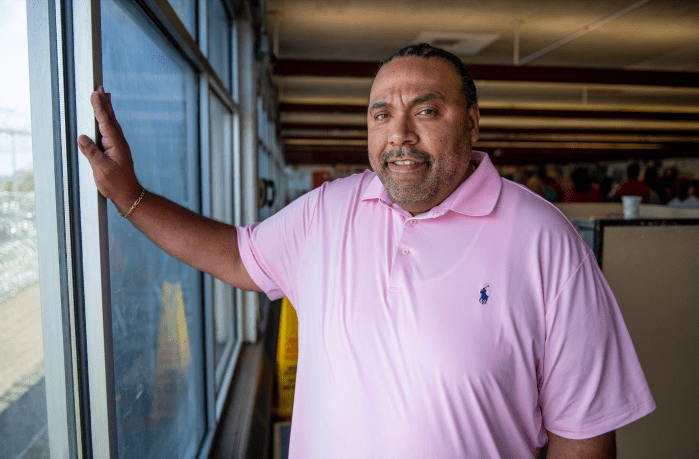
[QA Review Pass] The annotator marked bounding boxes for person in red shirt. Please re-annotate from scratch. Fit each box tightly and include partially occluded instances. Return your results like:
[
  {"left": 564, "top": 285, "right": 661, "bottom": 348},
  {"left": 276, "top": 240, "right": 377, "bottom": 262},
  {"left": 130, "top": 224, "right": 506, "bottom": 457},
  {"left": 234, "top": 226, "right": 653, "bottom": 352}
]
[
  {"left": 614, "top": 163, "right": 651, "bottom": 203},
  {"left": 563, "top": 167, "right": 603, "bottom": 203}
]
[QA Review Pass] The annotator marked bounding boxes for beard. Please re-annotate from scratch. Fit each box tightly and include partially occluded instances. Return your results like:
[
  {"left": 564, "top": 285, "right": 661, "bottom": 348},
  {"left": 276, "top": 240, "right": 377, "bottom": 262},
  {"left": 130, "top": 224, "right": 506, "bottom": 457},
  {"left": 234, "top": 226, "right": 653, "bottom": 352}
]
[
  {"left": 375, "top": 147, "right": 440, "bottom": 205},
  {"left": 373, "top": 139, "right": 470, "bottom": 208}
]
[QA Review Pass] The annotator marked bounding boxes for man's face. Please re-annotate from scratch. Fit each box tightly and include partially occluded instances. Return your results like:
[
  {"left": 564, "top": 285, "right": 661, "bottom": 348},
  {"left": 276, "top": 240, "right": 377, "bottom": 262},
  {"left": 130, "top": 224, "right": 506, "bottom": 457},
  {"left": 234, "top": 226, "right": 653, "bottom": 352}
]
[{"left": 367, "top": 56, "right": 480, "bottom": 215}]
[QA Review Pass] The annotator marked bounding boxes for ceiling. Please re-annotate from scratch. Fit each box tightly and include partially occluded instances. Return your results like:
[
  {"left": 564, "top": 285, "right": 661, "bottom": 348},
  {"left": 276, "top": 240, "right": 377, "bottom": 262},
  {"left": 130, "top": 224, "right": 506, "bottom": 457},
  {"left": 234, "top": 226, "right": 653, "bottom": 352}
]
[{"left": 264, "top": 0, "right": 699, "bottom": 166}]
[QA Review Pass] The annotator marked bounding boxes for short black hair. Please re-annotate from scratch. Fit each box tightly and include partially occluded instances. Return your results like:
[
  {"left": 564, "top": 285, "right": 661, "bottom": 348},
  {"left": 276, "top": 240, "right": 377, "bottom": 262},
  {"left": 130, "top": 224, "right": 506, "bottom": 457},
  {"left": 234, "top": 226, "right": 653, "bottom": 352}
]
[
  {"left": 379, "top": 43, "right": 478, "bottom": 108},
  {"left": 572, "top": 167, "right": 592, "bottom": 194},
  {"left": 627, "top": 163, "right": 640, "bottom": 180}
]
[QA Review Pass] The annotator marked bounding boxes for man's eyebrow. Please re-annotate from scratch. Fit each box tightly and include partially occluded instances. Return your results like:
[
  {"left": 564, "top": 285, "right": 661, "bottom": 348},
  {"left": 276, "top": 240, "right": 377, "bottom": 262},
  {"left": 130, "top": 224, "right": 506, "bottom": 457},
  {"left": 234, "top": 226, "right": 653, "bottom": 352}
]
[
  {"left": 369, "top": 101, "right": 389, "bottom": 112},
  {"left": 410, "top": 93, "right": 440, "bottom": 104}
]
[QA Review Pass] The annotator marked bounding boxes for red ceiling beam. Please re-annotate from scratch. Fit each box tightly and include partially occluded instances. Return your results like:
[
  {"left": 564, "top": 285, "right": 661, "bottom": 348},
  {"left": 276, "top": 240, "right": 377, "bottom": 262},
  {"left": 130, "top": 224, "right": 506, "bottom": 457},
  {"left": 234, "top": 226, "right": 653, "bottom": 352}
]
[
  {"left": 283, "top": 144, "right": 699, "bottom": 166},
  {"left": 280, "top": 122, "right": 699, "bottom": 138},
  {"left": 279, "top": 103, "right": 699, "bottom": 121},
  {"left": 274, "top": 59, "right": 699, "bottom": 88}
]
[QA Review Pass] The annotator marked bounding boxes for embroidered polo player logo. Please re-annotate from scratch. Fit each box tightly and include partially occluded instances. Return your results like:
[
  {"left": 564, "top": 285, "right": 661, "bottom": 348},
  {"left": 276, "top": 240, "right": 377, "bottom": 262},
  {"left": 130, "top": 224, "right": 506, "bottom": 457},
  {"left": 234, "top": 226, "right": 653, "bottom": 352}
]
[{"left": 479, "top": 285, "right": 489, "bottom": 304}]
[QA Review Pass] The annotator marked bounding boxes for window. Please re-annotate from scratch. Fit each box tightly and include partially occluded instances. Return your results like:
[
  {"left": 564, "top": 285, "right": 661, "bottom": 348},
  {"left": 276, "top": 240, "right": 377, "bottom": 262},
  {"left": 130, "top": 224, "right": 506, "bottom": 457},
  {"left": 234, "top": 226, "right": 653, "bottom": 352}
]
[
  {"left": 101, "top": 0, "right": 206, "bottom": 456},
  {"left": 0, "top": 1, "right": 55, "bottom": 457},
  {"left": 208, "top": 0, "right": 231, "bottom": 91},
  {"left": 167, "top": 0, "right": 196, "bottom": 38},
  {"left": 24, "top": 0, "right": 257, "bottom": 456},
  {"left": 208, "top": 91, "right": 237, "bottom": 395}
]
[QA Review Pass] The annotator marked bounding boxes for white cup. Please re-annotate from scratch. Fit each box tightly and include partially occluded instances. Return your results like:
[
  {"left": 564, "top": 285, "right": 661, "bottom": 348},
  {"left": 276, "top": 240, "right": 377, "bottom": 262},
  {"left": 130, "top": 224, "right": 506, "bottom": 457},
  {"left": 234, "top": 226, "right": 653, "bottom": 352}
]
[{"left": 622, "top": 196, "right": 642, "bottom": 219}]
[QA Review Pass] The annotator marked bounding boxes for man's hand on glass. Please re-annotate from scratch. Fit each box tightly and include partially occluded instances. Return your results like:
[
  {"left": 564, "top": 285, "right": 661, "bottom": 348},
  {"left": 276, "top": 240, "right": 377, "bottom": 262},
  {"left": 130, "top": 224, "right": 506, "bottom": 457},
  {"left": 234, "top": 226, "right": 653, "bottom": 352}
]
[{"left": 77, "top": 86, "right": 142, "bottom": 215}]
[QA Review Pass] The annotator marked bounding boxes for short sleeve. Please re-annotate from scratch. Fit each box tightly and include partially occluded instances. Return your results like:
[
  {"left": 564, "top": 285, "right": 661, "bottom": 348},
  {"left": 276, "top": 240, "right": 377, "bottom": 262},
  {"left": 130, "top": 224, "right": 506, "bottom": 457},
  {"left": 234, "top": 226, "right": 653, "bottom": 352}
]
[
  {"left": 539, "top": 253, "right": 656, "bottom": 439},
  {"left": 236, "top": 188, "right": 320, "bottom": 302}
]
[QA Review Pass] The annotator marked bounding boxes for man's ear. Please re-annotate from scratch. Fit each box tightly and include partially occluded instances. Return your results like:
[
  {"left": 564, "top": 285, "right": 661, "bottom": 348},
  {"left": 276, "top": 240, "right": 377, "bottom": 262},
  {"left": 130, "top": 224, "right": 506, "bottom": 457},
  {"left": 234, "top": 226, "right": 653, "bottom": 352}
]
[{"left": 468, "top": 103, "right": 480, "bottom": 144}]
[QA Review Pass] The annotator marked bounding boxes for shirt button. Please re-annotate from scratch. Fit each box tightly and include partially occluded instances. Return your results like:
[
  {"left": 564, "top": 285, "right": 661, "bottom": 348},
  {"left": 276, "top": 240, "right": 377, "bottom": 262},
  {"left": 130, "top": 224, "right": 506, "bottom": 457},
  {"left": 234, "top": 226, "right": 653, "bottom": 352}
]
[
  {"left": 410, "top": 220, "right": 417, "bottom": 226},
  {"left": 402, "top": 249, "right": 409, "bottom": 255}
]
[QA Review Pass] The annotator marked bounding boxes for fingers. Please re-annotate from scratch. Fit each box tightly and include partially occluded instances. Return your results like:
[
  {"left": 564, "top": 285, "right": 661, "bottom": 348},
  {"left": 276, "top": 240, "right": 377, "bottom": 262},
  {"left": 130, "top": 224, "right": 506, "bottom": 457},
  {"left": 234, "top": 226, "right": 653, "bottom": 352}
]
[
  {"left": 90, "top": 86, "right": 131, "bottom": 160},
  {"left": 78, "top": 135, "right": 111, "bottom": 169},
  {"left": 91, "top": 86, "right": 124, "bottom": 142}
]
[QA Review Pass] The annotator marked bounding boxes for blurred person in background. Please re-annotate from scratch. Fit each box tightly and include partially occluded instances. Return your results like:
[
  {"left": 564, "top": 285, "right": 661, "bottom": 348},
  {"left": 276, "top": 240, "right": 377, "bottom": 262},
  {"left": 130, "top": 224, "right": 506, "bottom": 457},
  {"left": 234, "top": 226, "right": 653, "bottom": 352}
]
[
  {"left": 524, "top": 166, "right": 557, "bottom": 202},
  {"left": 613, "top": 163, "right": 651, "bottom": 203},
  {"left": 599, "top": 176, "right": 614, "bottom": 202},
  {"left": 563, "top": 167, "right": 603, "bottom": 203},
  {"left": 667, "top": 174, "right": 699, "bottom": 208},
  {"left": 642, "top": 166, "right": 662, "bottom": 204},
  {"left": 657, "top": 166, "right": 679, "bottom": 204}
]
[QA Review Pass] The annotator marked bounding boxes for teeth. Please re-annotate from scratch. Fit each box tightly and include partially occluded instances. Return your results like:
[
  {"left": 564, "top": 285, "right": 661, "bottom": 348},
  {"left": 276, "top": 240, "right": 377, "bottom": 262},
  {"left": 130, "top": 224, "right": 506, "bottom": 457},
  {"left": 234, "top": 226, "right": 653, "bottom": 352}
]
[{"left": 394, "top": 160, "right": 416, "bottom": 165}]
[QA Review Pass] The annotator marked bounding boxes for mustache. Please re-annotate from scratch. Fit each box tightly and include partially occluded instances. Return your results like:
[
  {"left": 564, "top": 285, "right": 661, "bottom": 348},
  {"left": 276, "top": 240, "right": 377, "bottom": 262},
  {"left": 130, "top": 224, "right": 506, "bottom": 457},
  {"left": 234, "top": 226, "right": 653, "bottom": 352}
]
[{"left": 381, "top": 147, "right": 432, "bottom": 166}]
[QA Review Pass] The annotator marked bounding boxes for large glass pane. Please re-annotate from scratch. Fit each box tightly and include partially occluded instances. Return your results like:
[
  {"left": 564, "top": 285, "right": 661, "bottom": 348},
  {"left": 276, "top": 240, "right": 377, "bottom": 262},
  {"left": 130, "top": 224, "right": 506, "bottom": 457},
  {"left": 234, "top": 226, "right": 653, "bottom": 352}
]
[
  {"left": 167, "top": 0, "right": 196, "bottom": 39},
  {"left": 209, "top": 92, "right": 235, "bottom": 392},
  {"left": 101, "top": 0, "right": 205, "bottom": 457},
  {"left": 0, "top": 1, "right": 49, "bottom": 457},
  {"left": 208, "top": 0, "right": 231, "bottom": 91}
]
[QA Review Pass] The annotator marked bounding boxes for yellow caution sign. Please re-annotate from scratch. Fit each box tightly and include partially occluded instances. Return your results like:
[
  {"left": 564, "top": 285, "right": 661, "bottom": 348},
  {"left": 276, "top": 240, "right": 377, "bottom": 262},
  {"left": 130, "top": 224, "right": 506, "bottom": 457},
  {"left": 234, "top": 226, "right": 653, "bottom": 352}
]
[
  {"left": 276, "top": 297, "right": 298, "bottom": 418},
  {"left": 151, "top": 281, "right": 190, "bottom": 420}
]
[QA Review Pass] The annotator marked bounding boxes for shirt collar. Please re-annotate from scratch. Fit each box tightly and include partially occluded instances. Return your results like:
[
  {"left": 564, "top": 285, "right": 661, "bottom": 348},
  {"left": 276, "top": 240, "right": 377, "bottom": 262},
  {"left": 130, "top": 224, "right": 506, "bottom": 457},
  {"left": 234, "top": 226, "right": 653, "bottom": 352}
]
[{"left": 361, "top": 151, "right": 502, "bottom": 218}]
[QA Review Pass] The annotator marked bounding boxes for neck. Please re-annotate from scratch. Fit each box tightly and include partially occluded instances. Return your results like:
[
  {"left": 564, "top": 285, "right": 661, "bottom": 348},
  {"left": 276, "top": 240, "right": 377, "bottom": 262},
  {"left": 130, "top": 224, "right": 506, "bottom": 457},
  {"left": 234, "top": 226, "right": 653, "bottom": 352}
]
[{"left": 406, "top": 161, "right": 477, "bottom": 217}]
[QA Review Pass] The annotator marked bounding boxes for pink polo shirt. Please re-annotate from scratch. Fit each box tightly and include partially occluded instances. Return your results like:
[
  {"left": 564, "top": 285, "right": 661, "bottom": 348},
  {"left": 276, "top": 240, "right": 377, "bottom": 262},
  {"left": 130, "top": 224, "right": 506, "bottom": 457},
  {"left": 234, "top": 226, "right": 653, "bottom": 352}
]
[{"left": 238, "top": 152, "right": 655, "bottom": 458}]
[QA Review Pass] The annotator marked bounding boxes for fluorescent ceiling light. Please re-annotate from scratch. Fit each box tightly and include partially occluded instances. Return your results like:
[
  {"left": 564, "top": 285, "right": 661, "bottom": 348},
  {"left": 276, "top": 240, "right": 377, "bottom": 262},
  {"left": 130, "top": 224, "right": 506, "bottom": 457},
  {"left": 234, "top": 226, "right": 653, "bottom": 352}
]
[{"left": 414, "top": 32, "right": 500, "bottom": 56}]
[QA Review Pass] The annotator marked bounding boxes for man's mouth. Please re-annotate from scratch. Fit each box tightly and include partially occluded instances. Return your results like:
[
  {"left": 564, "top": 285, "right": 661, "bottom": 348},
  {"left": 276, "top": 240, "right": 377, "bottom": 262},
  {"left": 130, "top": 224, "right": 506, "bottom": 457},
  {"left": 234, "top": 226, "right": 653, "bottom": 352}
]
[
  {"left": 382, "top": 148, "right": 432, "bottom": 170},
  {"left": 392, "top": 159, "right": 421, "bottom": 166}
]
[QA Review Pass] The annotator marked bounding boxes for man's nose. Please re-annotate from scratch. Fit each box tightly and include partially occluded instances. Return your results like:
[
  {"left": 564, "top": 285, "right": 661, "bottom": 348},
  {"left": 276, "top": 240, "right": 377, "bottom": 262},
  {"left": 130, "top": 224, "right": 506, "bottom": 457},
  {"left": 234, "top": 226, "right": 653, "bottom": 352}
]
[{"left": 389, "top": 116, "right": 418, "bottom": 146}]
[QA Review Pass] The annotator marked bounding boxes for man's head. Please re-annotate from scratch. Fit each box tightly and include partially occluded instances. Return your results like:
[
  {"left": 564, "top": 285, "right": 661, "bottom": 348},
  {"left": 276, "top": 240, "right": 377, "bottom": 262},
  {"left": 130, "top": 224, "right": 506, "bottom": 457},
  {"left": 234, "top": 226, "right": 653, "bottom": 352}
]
[
  {"left": 367, "top": 44, "right": 480, "bottom": 215},
  {"left": 380, "top": 43, "right": 479, "bottom": 109},
  {"left": 572, "top": 167, "right": 592, "bottom": 194},
  {"left": 627, "top": 163, "right": 640, "bottom": 180}
]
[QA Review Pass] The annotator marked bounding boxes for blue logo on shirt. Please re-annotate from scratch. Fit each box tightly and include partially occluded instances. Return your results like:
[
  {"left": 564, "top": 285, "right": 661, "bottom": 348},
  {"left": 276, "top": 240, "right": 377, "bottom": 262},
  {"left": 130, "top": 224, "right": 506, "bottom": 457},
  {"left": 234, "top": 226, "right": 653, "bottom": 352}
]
[{"left": 479, "top": 285, "right": 489, "bottom": 304}]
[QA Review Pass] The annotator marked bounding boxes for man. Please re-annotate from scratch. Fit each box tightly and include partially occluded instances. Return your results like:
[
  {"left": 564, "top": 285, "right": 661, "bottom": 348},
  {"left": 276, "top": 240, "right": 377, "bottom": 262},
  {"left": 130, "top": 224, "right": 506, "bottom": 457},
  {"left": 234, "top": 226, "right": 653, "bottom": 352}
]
[
  {"left": 667, "top": 174, "right": 699, "bottom": 208},
  {"left": 78, "top": 44, "right": 655, "bottom": 458},
  {"left": 613, "top": 163, "right": 651, "bottom": 203},
  {"left": 562, "top": 167, "right": 603, "bottom": 202}
]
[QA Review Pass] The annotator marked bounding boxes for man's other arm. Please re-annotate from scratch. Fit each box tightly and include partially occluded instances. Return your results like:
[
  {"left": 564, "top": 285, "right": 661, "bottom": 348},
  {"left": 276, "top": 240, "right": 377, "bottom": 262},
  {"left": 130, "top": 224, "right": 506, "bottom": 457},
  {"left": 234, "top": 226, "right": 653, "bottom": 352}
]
[
  {"left": 545, "top": 430, "right": 616, "bottom": 459},
  {"left": 78, "top": 87, "right": 261, "bottom": 292}
]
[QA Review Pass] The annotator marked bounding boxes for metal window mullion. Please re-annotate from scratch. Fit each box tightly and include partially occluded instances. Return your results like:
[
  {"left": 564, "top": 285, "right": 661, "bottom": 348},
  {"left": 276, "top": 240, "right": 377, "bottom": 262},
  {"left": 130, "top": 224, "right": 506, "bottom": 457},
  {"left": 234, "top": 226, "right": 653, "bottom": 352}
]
[
  {"left": 199, "top": 77, "right": 218, "bottom": 444},
  {"left": 231, "top": 20, "right": 239, "bottom": 104},
  {"left": 59, "top": 0, "right": 95, "bottom": 455},
  {"left": 198, "top": 0, "right": 218, "bottom": 442},
  {"left": 195, "top": 73, "right": 217, "bottom": 459},
  {"left": 26, "top": 0, "right": 77, "bottom": 457},
  {"left": 73, "top": 0, "right": 119, "bottom": 457},
  {"left": 239, "top": 20, "right": 258, "bottom": 342},
  {"left": 231, "top": 110, "right": 245, "bottom": 347},
  {"left": 214, "top": 102, "right": 236, "bottom": 417}
]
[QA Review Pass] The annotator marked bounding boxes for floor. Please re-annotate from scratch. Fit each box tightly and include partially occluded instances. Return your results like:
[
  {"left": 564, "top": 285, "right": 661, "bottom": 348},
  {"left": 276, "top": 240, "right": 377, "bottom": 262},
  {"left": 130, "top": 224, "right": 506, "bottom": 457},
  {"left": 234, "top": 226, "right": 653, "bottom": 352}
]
[{"left": 0, "top": 282, "right": 49, "bottom": 458}]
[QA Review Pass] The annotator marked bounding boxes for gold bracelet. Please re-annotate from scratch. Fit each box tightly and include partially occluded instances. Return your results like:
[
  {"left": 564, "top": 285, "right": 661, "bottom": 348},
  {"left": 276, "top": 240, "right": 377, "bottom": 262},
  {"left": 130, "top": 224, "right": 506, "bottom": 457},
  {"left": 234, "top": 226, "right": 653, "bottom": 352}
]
[{"left": 119, "top": 187, "right": 146, "bottom": 218}]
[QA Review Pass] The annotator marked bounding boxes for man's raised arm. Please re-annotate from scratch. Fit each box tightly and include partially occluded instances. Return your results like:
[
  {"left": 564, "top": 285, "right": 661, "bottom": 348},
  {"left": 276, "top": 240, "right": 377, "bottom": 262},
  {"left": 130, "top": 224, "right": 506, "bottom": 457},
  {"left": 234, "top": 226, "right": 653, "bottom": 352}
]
[{"left": 77, "top": 86, "right": 261, "bottom": 292}]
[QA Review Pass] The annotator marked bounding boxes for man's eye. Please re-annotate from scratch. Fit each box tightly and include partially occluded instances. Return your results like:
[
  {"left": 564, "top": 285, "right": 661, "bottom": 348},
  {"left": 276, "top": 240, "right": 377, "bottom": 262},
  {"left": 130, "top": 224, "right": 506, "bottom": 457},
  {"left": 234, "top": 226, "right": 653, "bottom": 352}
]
[
  {"left": 375, "top": 113, "right": 388, "bottom": 120},
  {"left": 418, "top": 108, "right": 436, "bottom": 115}
]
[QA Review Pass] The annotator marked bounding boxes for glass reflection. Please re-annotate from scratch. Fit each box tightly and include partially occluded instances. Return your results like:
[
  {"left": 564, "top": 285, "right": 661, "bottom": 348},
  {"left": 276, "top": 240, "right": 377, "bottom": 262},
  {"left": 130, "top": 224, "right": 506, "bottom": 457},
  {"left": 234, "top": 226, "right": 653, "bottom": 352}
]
[{"left": 102, "top": 0, "right": 205, "bottom": 456}]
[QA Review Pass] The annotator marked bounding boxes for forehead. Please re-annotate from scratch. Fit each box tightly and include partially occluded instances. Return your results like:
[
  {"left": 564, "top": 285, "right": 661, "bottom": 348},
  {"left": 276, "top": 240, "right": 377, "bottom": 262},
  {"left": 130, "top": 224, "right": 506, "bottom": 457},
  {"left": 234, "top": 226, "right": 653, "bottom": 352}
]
[{"left": 370, "top": 56, "right": 463, "bottom": 102}]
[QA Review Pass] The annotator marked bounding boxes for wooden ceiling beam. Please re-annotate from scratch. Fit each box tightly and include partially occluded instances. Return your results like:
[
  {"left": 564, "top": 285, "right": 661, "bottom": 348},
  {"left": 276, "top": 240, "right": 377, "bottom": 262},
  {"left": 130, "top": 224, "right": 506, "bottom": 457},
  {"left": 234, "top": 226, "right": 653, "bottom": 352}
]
[{"left": 274, "top": 59, "right": 699, "bottom": 88}]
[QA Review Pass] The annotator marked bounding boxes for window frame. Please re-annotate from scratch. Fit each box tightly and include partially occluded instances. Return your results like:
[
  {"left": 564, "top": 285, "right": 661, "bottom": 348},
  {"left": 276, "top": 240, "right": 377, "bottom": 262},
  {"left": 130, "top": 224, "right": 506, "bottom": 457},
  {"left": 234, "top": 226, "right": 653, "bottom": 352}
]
[
  {"left": 27, "top": 0, "right": 255, "bottom": 456},
  {"left": 26, "top": 0, "right": 83, "bottom": 456}
]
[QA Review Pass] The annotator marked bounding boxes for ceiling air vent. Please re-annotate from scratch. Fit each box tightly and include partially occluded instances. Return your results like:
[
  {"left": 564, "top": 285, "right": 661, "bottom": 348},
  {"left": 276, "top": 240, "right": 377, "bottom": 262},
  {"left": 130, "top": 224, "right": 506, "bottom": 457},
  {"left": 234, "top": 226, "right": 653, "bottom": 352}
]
[{"left": 414, "top": 32, "right": 500, "bottom": 56}]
